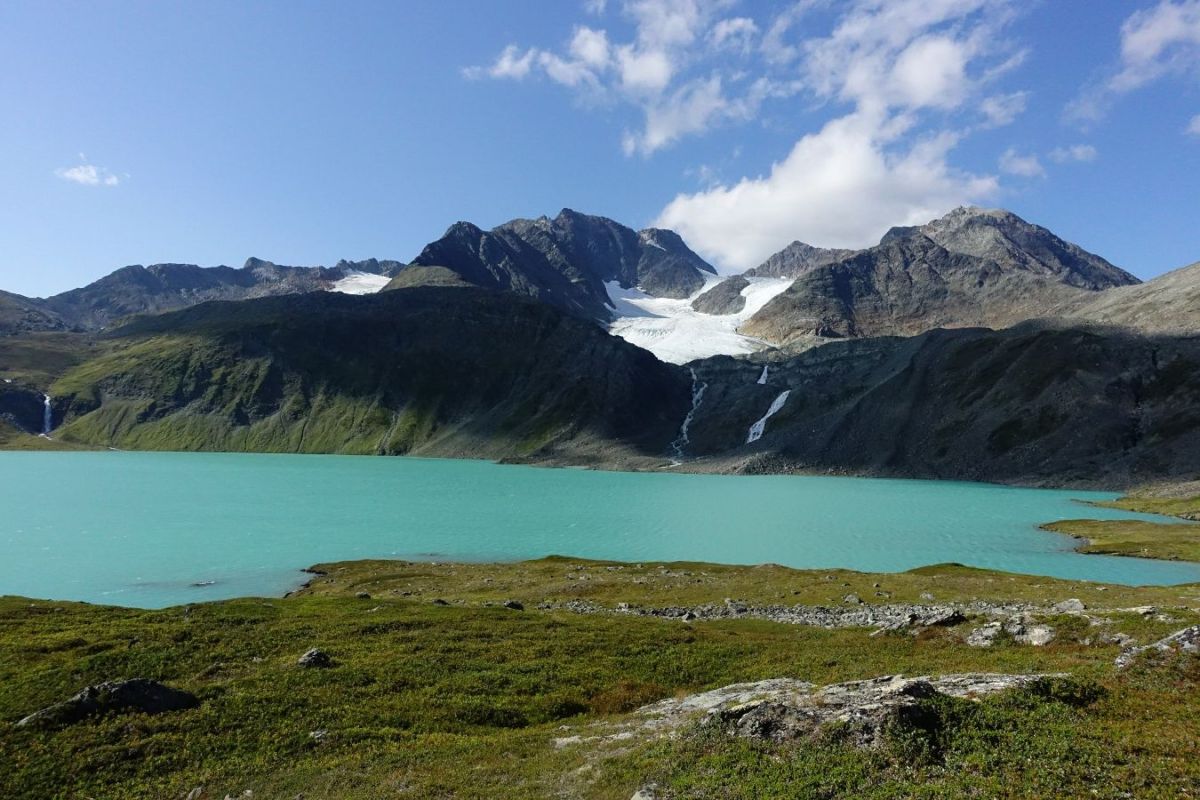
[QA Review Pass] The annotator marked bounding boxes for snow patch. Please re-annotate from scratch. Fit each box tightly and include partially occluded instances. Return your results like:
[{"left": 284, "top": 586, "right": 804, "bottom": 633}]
[
  {"left": 605, "top": 276, "right": 793, "bottom": 364},
  {"left": 330, "top": 271, "right": 390, "bottom": 295},
  {"left": 757, "top": 365, "right": 769, "bottom": 384},
  {"left": 747, "top": 390, "right": 790, "bottom": 444}
]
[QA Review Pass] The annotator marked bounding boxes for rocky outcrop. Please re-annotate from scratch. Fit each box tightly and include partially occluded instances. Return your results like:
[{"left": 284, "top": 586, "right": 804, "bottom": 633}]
[
  {"left": 744, "top": 241, "right": 857, "bottom": 279},
  {"left": 536, "top": 597, "right": 1052, "bottom": 630},
  {"left": 965, "top": 618, "right": 1055, "bottom": 647},
  {"left": 691, "top": 276, "right": 749, "bottom": 314},
  {"left": 704, "top": 674, "right": 1060, "bottom": 748},
  {"left": 16, "top": 679, "right": 198, "bottom": 729},
  {"left": 1116, "top": 624, "right": 1200, "bottom": 668},
  {"left": 561, "top": 673, "right": 1064, "bottom": 749},
  {"left": 410, "top": 209, "right": 715, "bottom": 319}
]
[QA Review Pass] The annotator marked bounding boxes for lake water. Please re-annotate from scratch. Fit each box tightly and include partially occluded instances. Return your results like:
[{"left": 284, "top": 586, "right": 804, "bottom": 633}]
[{"left": 2, "top": 451, "right": 1198, "bottom": 607}]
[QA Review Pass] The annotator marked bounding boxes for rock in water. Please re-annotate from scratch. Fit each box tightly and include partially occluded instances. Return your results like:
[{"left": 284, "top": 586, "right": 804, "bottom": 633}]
[
  {"left": 16, "top": 679, "right": 198, "bottom": 729},
  {"left": 297, "top": 648, "right": 334, "bottom": 669}
]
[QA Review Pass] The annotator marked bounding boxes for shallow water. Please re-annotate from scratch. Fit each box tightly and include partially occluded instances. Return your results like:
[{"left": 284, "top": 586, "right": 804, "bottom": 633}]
[{"left": 1, "top": 451, "right": 1197, "bottom": 607}]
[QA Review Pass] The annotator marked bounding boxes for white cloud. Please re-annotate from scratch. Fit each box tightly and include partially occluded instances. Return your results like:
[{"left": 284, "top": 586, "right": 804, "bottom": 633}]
[
  {"left": 710, "top": 17, "right": 758, "bottom": 52},
  {"left": 55, "top": 159, "right": 122, "bottom": 187},
  {"left": 584, "top": 0, "right": 608, "bottom": 14},
  {"left": 1069, "top": 1, "right": 1200, "bottom": 121},
  {"left": 1048, "top": 144, "right": 1098, "bottom": 163},
  {"left": 570, "top": 26, "right": 611, "bottom": 68},
  {"left": 463, "top": 44, "right": 536, "bottom": 80},
  {"left": 998, "top": 147, "right": 1044, "bottom": 177},
  {"left": 979, "top": 90, "right": 1028, "bottom": 127},
  {"left": 616, "top": 45, "right": 674, "bottom": 93},
  {"left": 1189, "top": 113, "right": 1200, "bottom": 134},
  {"left": 656, "top": 109, "right": 998, "bottom": 270},
  {"left": 1111, "top": 0, "right": 1200, "bottom": 92},
  {"left": 652, "top": 0, "right": 1018, "bottom": 270},
  {"left": 463, "top": 0, "right": 765, "bottom": 154}
]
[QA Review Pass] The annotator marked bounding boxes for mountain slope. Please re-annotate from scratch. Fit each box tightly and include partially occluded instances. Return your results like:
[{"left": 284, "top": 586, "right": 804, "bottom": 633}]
[
  {"left": 686, "top": 323, "right": 1200, "bottom": 488},
  {"left": 47, "top": 286, "right": 691, "bottom": 465},
  {"left": 38, "top": 258, "right": 406, "bottom": 330},
  {"left": 1057, "top": 259, "right": 1200, "bottom": 334},
  {"left": 0, "top": 291, "right": 66, "bottom": 335},
  {"left": 742, "top": 207, "right": 1137, "bottom": 344},
  {"left": 407, "top": 209, "right": 715, "bottom": 319},
  {"left": 743, "top": 241, "right": 857, "bottom": 279}
]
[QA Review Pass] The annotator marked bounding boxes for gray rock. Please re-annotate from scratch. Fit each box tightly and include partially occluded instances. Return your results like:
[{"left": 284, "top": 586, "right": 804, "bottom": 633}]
[
  {"left": 691, "top": 276, "right": 749, "bottom": 315},
  {"left": 16, "top": 679, "right": 199, "bottom": 729},
  {"left": 502, "top": 600, "right": 525, "bottom": 611},
  {"left": 1116, "top": 624, "right": 1200, "bottom": 669},
  {"left": 842, "top": 593, "right": 863, "bottom": 605},
  {"left": 646, "top": 673, "right": 1060, "bottom": 749},
  {"left": 966, "top": 622, "right": 1003, "bottom": 647},
  {"left": 297, "top": 648, "right": 333, "bottom": 669},
  {"left": 1052, "top": 598, "right": 1086, "bottom": 614},
  {"left": 355, "top": 591, "right": 371, "bottom": 599}
]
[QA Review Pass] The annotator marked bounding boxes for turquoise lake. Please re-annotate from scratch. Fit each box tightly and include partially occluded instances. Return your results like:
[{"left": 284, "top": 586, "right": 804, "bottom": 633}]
[{"left": 2, "top": 451, "right": 1198, "bottom": 607}]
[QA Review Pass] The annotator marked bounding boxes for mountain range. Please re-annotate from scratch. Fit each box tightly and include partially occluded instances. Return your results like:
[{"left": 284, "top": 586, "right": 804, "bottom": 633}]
[{"left": 1, "top": 205, "right": 1197, "bottom": 488}]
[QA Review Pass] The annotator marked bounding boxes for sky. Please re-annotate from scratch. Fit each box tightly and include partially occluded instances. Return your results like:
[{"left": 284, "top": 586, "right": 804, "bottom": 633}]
[{"left": 1, "top": 0, "right": 1199, "bottom": 298}]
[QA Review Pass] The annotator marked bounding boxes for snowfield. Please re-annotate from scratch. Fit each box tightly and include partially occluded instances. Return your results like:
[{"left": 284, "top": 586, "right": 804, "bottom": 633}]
[
  {"left": 330, "top": 271, "right": 391, "bottom": 295},
  {"left": 605, "top": 276, "right": 793, "bottom": 364}
]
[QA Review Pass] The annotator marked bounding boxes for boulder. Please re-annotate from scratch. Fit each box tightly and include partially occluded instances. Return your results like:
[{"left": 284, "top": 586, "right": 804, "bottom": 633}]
[
  {"left": 16, "top": 679, "right": 198, "bottom": 729},
  {"left": 1052, "top": 599, "right": 1086, "bottom": 614},
  {"left": 297, "top": 648, "right": 334, "bottom": 669},
  {"left": 502, "top": 600, "right": 525, "bottom": 611}
]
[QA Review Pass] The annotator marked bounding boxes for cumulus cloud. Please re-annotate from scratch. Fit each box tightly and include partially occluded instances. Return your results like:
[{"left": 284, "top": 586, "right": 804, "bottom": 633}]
[
  {"left": 653, "top": 0, "right": 1019, "bottom": 270},
  {"left": 55, "top": 157, "right": 122, "bottom": 187},
  {"left": 657, "top": 110, "right": 997, "bottom": 269},
  {"left": 464, "top": 0, "right": 783, "bottom": 154},
  {"left": 1069, "top": 0, "right": 1200, "bottom": 122},
  {"left": 1049, "top": 143, "right": 1098, "bottom": 163},
  {"left": 467, "top": 0, "right": 1027, "bottom": 268},
  {"left": 998, "top": 147, "right": 1045, "bottom": 177}
]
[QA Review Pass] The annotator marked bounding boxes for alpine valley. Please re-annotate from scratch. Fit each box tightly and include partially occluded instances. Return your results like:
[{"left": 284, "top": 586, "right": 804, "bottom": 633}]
[{"left": 2, "top": 206, "right": 1197, "bottom": 489}]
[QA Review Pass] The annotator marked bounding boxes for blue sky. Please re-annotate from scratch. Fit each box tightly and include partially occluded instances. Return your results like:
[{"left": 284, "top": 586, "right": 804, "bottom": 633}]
[{"left": 1, "top": 0, "right": 1198, "bottom": 297}]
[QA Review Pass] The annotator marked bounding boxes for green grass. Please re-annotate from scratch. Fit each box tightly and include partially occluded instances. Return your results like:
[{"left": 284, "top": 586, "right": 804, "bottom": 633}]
[
  {"left": 2, "top": 558, "right": 1199, "bottom": 799},
  {"left": 1097, "top": 495, "right": 1200, "bottom": 521},
  {"left": 0, "top": 332, "right": 94, "bottom": 387},
  {"left": 1042, "top": 519, "right": 1200, "bottom": 562}
]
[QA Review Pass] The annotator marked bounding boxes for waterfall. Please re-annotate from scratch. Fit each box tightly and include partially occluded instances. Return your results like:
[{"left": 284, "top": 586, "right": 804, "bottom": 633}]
[
  {"left": 41, "top": 394, "right": 52, "bottom": 436},
  {"left": 746, "top": 390, "right": 790, "bottom": 444},
  {"left": 756, "top": 365, "right": 769, "bottom": 384},
  {"left": 670, "top": 368, "right": 707, "bottom": 463}
]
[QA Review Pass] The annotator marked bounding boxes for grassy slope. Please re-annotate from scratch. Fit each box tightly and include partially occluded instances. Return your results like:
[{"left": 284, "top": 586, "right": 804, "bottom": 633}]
[
  {"left": 31, "top": 289, "right": 687, "bottom": 467},
  {"left": 2, "top": 558, "right": 1199, "bottom": 799}
]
